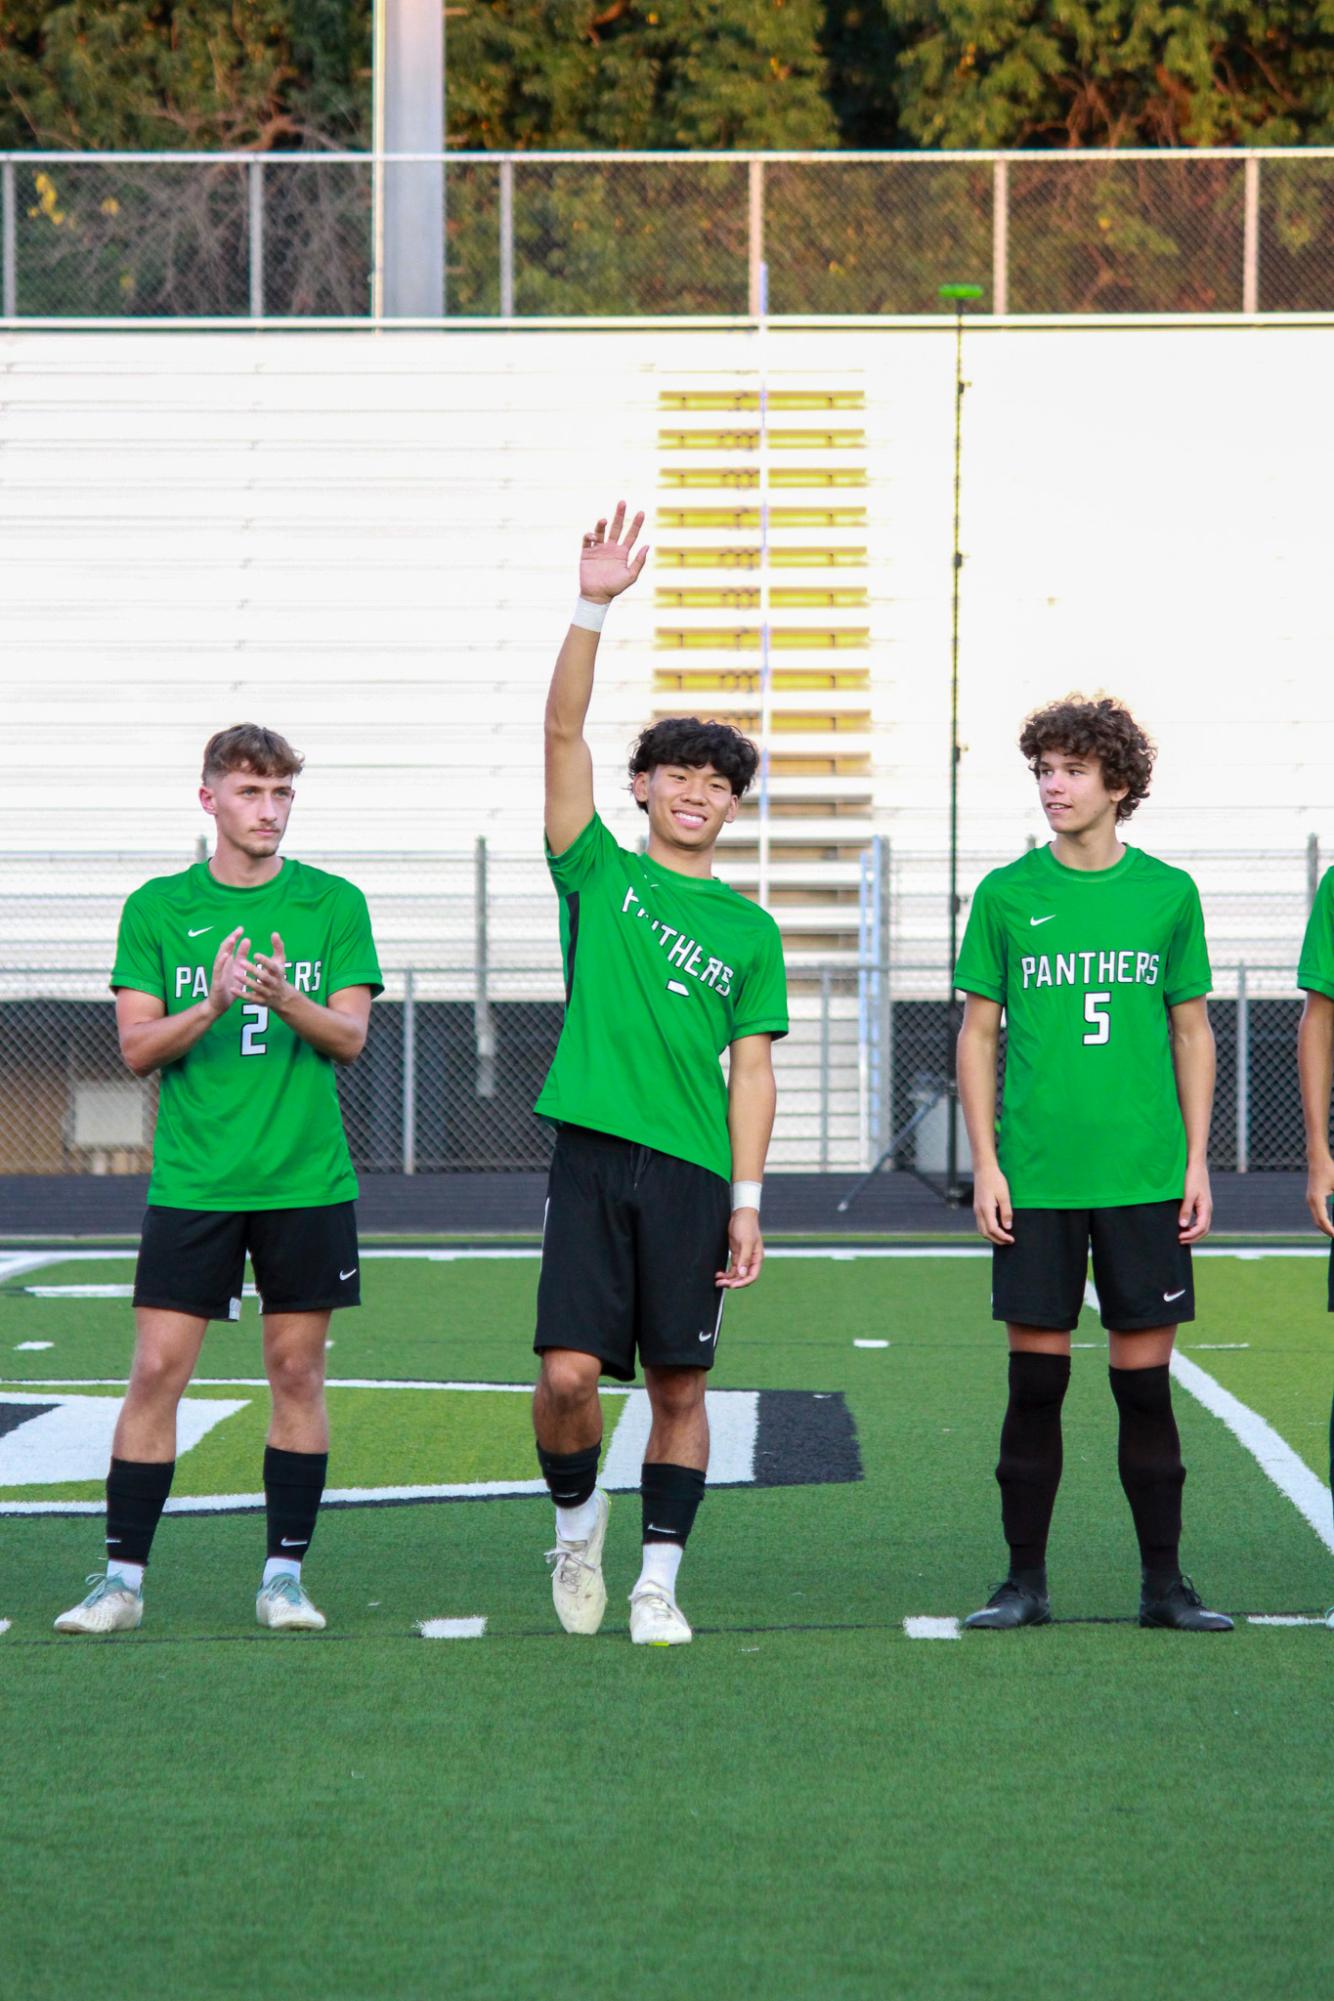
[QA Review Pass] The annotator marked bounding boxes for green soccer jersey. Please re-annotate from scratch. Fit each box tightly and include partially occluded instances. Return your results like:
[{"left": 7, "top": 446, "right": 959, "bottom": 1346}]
[
  {"left": 111, "top": 858, "right": 383, "bottom": 1211},
  {"left": 534, "top": 815, "right": 789, "bottom": 1183},
  {"left": 1298, "top": 868, "right": 1334, "bottom": 999},
  {"left": 953, "top": 843, "right": 1211, "bottom": 1209}
]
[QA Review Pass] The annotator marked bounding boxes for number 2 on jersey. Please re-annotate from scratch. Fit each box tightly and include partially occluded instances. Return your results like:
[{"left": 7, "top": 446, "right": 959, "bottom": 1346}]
[
  {"left": 241, "top": 1003, "right": 269, "bottom": 1056},
  {"left": 1082, "top": 991, "right": 1111, "bottom": 1045}
]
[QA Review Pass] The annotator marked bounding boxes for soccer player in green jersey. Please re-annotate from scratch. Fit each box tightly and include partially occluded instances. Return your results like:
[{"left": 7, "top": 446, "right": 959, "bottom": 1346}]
[
  {"left": 1295, "top": 868, "right": 1334, "bottom": 1627},
  {"left": 54, "top": 724, "right": 382, "bottom": 1637},
  {"left": 954, "top": 697, "right": 1232, "bottom": 1633},
  {"left": 532, "top": 500, "right": 789, "bottom": 1645}
]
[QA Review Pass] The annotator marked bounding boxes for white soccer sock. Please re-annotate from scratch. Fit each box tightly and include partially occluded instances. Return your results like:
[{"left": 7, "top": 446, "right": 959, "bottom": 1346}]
[
  {"left": 262, "top": 1556, "right": 301, "bottom": 1586},
  {"left": 634, "top": 1542, "right": 683, "bottom": 1597},
  {"left": 108, "top": 1560, "right": 145, "bottom": 1593},
  {"left": 555, "top": 1493, "right": 600, "bottom": 1543}
]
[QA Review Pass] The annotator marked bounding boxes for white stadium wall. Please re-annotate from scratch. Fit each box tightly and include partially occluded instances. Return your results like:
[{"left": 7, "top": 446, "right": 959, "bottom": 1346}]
[{"left": 0, "top": 318, "right": 1328, "bottom": 867}]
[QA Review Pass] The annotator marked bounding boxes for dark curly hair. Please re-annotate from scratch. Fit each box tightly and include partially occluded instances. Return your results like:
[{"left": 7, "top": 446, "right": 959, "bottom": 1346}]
[
  {"left": 628, "top": 716, "right": 760, "bottom": 809},
  {"left": 1018, "top": 696, "right": 1155, "bottom": 823}
]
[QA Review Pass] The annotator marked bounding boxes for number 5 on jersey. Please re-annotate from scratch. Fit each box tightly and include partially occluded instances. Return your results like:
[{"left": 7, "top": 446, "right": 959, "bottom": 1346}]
[
  {"left": 1083, "top": 991, "right": 1111, "bottom": 1045},
  {"left": 241, "top": 1003, "right": 268, "bottom": 1056}
]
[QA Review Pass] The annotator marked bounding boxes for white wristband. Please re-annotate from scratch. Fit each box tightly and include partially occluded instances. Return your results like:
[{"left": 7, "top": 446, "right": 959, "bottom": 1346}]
[
  {"left": 571, "top": 596, "right": 609, "bottom": 632},
  {"left": 731, "top": 1180, "right": 762, "bottom": 1213}
]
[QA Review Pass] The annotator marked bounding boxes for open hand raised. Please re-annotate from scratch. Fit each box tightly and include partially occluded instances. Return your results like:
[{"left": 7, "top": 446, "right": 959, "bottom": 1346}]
[{"left": 579, "top": 500, "right": 648, "bottom": 603}]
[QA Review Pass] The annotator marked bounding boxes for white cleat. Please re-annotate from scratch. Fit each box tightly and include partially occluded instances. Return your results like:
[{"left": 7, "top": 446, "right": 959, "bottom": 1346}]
[
  {"left": 1326, "top": 1607, "right": 1334, "bottom": 1630},
  {"left": 54, "top": 1572, "right": 144, "bottom": 1636},
  {"left": 629, "top": 1582, "right": 693, "bottom": 1646},
  {"left": 545, "top": 1488, "right": 609, "bottom": 1635},
  {"left": 256, "top": 1574, "right": 327, "bottom": 1632}
]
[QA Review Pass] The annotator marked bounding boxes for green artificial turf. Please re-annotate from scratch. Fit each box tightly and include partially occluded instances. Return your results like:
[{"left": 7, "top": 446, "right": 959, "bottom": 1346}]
[{"left": 3, "top": 1248, "right": 1334, "bottom": 2000}]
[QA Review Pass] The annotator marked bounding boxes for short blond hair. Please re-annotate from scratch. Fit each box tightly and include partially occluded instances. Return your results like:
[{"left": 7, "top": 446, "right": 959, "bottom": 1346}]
[{"left": 202, "top": 724, "right": 304, "bottom": 785}]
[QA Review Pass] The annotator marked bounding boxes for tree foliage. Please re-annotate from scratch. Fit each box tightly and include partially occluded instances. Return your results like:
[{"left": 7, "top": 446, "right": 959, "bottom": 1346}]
[
  {"left": 884, "top": 0, "right": 1334, "bottom": 149},
  {"left": 2, "top": 1, "right": 1331, "bottom": 155}
]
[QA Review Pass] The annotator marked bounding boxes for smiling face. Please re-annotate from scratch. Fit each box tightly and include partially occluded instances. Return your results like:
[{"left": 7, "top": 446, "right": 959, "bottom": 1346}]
[
  {"left": 632, "top": 760, "right": 738, "bottom": 861},
  {"left": 199, "top": 764, "right": 295, "bottom": 862},
  {"left": 1035, "top": 745, "right": 1127, "bottom": 841}
]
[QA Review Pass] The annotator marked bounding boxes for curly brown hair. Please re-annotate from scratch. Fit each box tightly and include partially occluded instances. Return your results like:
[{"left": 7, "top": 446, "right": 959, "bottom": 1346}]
[{"left": 1018, "top": 696, "right": 1155, "bottom": 823}]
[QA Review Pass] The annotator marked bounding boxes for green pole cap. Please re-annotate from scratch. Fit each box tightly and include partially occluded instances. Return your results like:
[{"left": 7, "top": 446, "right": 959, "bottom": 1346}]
[{"left": 938, "top": 282, "right": 984, "bottom": 300}]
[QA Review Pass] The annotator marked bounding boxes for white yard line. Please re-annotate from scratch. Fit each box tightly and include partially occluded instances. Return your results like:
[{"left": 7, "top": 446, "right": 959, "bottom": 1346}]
[
  {"left": 1169, "top": 1350, "right": 1334, "bottom": 1555},
  {"left": 417, "top": 1617, "right": 487, "bottom": 1639}
]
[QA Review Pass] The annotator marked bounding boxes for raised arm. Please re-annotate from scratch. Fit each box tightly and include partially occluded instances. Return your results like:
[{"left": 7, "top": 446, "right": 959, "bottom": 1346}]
[{"left": 544, "top": 500, "right": 649, "bottom": 856}]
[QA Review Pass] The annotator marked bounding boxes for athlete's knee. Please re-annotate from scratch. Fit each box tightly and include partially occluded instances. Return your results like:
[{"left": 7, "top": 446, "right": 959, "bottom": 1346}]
[
  {"left": 644, "top": 1365, "right": 707, "bottom": 1418},
  {"left": 539, "top": 1348, "right": 602, "bottom": 1411},
  {"left": 126, "top": 1343, "right": 193, "bottom": 1406},
  {"left": 266, "top": 1347, "right": 326, "bottom": 1405}
]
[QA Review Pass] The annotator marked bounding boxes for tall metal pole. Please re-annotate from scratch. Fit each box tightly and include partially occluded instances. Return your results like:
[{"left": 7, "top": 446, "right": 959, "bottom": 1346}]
[{"left": 939, "top": 282, "right": 982, "bottom": 1203}]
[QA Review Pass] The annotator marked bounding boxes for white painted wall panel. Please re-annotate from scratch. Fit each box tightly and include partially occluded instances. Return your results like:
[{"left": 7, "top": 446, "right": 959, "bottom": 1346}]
[{"left": 1, "top": 321, "right": 1329, "bottom": 869}]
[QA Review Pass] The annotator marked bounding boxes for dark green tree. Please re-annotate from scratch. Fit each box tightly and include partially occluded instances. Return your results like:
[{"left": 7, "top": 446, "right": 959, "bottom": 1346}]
[{"left": 884, "top": 0, "right": 1334, "bottom": 148}]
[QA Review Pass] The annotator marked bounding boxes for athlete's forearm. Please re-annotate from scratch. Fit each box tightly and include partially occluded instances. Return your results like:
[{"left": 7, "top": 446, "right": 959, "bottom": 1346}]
[
  {"left": 275, "top": 992, "right": 367, "bottom": 1065},
  {"left": 120, "top": 1001, "right": 219, "bottom": 1077},
  {"left": 545, "top": 625, "right": 600, "bottom": 744},
  {"left": 1297, "top": 996, "right": 1334, "bottom": 1163},
  {"left": 956, "top": 1023, "right": 1001, "bottom": 1172},
  {"left": 727, "top": 1058, "right": 776, "bottom": 1183},
  {"left": 1169, "top": 1009, "right": 1215, "bottom": 1165}
]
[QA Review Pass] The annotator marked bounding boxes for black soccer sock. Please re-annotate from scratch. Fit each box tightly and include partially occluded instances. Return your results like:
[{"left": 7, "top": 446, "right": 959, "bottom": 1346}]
[
  {"left": 1109, "top": 1364, "right": 1185, "bottom": 1581},
  {"left": 996, "top": 1351, "right": 1070, "bottom": 1576},
  {"left": 641, "top": 1462, "right": 707, "bottom": 1547},
  {"left": 105, "top": 1456, "right": 175, "bottom": 1567},
  {"left": 536, "top": 1441, "right": 600, "bottom": 1510},
  {"left": 263, "top": 1446, "right": 329, "bottom": 1562}
]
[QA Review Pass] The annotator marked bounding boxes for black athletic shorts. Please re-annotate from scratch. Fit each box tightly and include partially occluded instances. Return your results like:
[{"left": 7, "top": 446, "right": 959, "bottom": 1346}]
[
  {"left": 991, "top": 1200, "right": 1194, "bottom": 1332},
  {"left": 133, "top": 1202, "right": 362, "bottom": 1322},
  {"left": 534, "top": 1124, "right": 731, "bottom": 1382}
]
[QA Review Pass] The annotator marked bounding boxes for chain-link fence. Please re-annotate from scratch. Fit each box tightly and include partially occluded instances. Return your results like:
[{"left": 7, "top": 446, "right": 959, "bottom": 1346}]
[
  {"left": 0, "top": 844, "right": 1328, "bottom": 1181},
  {"left": 3, "top": 149, "right": 1332, "bottom": 320}
]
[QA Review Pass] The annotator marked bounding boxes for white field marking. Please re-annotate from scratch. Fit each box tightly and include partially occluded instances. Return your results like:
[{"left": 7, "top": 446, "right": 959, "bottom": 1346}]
[
  {"left": 0, "top": 1619, "right": 10, "bottom": 1637},
  {"left": 1169, "top": 1350, "right": 1334, "bottom": 1556},
  {"left": 601, "top": 1389, "right": 758, "bottom": 1489},
  {"left": 1189, "top": 1343, "right": 1250, "bottom": 1350},
  {"left": 1247, "top": 1615, "right": 1326, "bottom": 1627},
  {"left": 1071, "top": 1342, "right": 1098, "bottom": 1349},
  {"left": 3, "top": 1245, "right": 1329, "bottom": 1268},
  {"left": 417, "top": 1617, "right": 487, "bottom": 1640},
  {"left": 0, "top": 1377, "right": 635, "bottom": 1395},
  {"left": 853, "top": 1338, "right": 890, "bottom": 1349},
  {"left": 0, "top": 1253, "right": 64, "bottom": 1282},
  {"left": 904, "top": 1616, "right": 961, "bottom": 1640},
  {"left": 14, "top": 1342, "right": 53, "bottom": 1352},
  {"left": 0, "top": 1392, "right": 248, "bottom": 1486}
]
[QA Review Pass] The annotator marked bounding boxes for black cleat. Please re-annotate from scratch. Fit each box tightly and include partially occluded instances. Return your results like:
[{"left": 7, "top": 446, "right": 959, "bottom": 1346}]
[
  {"left": 963, "top": 1577, "right": 1052, "bottom": 1630},
  {"left": 1138, "top": 1572, "right": 1234, "bottom": 1632}
]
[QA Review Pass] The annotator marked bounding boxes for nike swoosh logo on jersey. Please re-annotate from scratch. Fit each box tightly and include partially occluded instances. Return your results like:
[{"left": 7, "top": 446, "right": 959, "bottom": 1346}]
[
  {"left": 339, "top": 1267, "right": 358, "bottom": 1281},
  {"left": 187, "top": 926, "right": 213, "bottom": 937},
  {"left": 1163, "top": 1288, "right": 1187, "bottom": 1302},
  {"left": 1029, "top": 915, "right": 1055, "bottom": 927}
]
